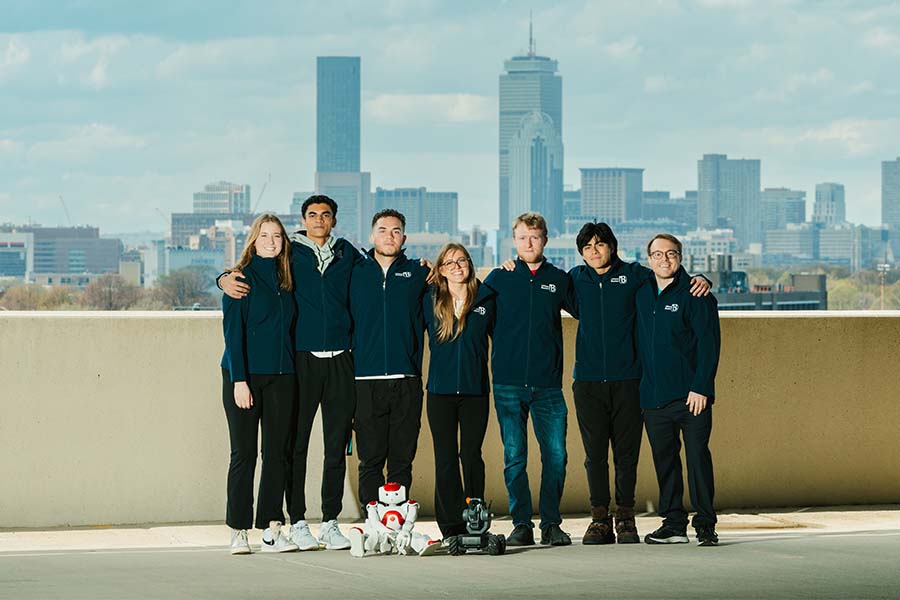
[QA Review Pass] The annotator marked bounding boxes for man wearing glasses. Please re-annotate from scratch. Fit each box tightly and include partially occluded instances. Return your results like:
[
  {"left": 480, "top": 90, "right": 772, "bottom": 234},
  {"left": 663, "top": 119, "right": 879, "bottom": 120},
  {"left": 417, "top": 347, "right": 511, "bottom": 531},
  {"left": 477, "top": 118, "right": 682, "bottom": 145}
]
[
  {"left": 636, "top": 234, "right": 721, "bottom": 547},
  {"left": 567, "top": 223, "right": 709, "bottom": 545}
]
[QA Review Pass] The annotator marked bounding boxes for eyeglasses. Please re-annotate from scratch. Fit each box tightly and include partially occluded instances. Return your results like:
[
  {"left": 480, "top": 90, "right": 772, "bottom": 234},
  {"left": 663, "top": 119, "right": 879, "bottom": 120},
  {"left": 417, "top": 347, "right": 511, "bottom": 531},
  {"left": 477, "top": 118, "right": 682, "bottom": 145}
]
[
  {"left": 440, "top": 257, "right": 469, "bottom": 269},
  {"left": 649, "top": 250, "right": 681, "bottom": 260}
]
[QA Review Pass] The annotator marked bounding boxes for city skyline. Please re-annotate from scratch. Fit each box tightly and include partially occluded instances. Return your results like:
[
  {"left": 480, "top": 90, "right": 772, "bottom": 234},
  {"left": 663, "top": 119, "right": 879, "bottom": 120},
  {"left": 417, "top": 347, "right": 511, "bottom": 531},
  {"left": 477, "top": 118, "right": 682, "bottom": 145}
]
[{"left": 1, "top": 1, "right": 899, "bottom": 233}]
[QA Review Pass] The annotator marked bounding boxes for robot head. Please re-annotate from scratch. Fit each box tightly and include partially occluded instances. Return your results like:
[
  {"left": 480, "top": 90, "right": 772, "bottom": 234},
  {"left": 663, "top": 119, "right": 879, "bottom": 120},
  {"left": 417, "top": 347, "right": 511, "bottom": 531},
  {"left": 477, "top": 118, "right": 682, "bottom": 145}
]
[{"left": 379, "top": 482, "right": 407, "bottom": 505}]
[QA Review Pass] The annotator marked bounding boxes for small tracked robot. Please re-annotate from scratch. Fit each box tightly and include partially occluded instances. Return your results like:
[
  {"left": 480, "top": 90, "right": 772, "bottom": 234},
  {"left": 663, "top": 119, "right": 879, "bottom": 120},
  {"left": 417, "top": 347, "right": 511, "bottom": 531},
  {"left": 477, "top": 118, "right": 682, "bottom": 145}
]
[{"left": 446, "top": 498, "right": 506, "bottom": 556}]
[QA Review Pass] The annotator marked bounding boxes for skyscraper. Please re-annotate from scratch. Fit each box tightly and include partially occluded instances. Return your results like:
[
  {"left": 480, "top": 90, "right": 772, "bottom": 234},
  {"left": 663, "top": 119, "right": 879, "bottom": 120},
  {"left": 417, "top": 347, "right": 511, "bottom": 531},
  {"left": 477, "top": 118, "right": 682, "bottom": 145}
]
[
  {"left": 697, "top": 154, "right": 761, "bottom": 249},
  {"left": 508, "top": 111, "right": 564, "bottom": 233},
  {"left": 317, "top": 57, "right": 360, "bottom": 173},
  {"left": 580, "top": 168, "right": 644, "bottom": 225},
  {"left": 499, "top": 23, "right": 562, "bottom": 235},
  {"left": 813, "top": 183, "right": 846, "bottom": 226},
  {"left": 881, "top": 158, "right": 900, "bottom": 256},
  {"left": 761, "top": 187, "right": 806, "bottom": 232},
  {"left": 315, "top": 56, "right": 370, "bottom": 243}
]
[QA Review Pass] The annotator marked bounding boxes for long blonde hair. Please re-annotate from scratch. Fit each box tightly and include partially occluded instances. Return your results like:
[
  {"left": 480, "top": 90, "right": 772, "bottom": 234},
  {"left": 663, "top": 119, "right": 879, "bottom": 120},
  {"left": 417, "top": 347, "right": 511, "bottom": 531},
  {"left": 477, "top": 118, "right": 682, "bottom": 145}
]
[
  {"left": 234, "top": 214, "right": 293, "bottom": 291},
  {"left": 430, "top": 243, "right": 478, "bottom": 343}
]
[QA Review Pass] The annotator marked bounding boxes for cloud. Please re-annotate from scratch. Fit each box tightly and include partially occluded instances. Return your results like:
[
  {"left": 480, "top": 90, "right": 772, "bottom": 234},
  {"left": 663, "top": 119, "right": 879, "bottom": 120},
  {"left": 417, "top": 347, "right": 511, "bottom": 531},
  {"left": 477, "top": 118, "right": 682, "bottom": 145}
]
[
  {"left": 365, "top": 93, "right": 493, "bottom": 124},
  {"left": 27, "top": 124, "right": 147, "bottom": 163},
  {"left": 58, "top": 35, "right": 130, "bottom": 89},
  {"left": 757, "top": 118, "right": 900, "bottom": 157},
  {"left": 0, "top": 37, "right": 30, "bottom": 78},
  {"left": 155, "top": 36, "right": 287, "bottom": 80},
  {"left": 644, "top": 75, "right": 675, "bottom": 93},
  {"left": 862, "top": 27, "right": 900, "bottom": 55},
  {"left": 754, "top": 67, "right": 834, "bottom": 102},
  {"left": 735, "top": 43, "right": 772, "bottom": 66},
  {"left": 604, "top": 36, "right": 642, "bottom": 59}
]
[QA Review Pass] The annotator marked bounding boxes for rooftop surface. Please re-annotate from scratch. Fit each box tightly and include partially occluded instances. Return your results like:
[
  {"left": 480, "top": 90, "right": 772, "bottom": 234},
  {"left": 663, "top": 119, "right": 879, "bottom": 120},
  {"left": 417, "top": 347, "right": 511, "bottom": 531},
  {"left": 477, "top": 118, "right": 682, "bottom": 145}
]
[{"left": 3, "top": 506, "right": 899, "bottom": 599}]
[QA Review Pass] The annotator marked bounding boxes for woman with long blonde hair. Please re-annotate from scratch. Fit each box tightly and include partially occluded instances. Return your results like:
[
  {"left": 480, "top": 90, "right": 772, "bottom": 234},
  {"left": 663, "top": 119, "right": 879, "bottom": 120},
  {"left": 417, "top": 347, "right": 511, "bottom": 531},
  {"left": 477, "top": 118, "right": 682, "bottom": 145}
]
[
  {"left": 220, "top": 214, "right": 298, "bottom": 555},
  {"left": 422, "top": 242, "right": 496, "bottom": 538}
]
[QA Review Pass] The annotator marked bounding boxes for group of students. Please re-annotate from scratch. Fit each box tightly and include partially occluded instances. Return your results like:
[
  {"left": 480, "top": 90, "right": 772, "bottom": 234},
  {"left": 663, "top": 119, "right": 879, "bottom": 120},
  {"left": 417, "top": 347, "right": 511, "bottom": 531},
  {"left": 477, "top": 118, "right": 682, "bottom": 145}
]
[{"left": 218, "top": 194, "right": 722, "bottom": 556}]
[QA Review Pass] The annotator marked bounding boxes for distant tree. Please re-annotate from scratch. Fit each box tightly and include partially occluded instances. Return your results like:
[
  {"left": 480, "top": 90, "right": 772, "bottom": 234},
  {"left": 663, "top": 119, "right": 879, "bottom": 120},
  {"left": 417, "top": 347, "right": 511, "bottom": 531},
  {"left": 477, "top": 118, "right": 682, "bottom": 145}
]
[
  {"left": 153, "top": 265, "right": 217, "bottom": 308},
  {"left": 0, "top": 284, "right": 46, "bottom": 310},
  {"left": 128, "top": 296, "right": 170, "bottom": 311},
  {"left": 82, "top": 274, "right": 141, "bottom": 310},
  {"left": 41, "top": 286, "right": 82, "bottom": 310}
]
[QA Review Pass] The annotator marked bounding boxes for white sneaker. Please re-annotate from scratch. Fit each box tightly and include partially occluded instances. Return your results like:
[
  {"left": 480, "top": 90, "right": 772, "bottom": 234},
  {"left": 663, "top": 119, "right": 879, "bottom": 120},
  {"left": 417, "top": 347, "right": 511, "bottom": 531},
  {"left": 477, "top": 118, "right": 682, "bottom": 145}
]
[
  {"left": 318, "top": 519, "right": 351, "bottom": 550},
  {"left": 230, "top": 529, "right": 251, "bottom": 555},
  {"left": 261, "top": 522, "right": 299, "bottom": 553},
  {"left": 289, "top": 521, "right": 321, "bottom": 551}
]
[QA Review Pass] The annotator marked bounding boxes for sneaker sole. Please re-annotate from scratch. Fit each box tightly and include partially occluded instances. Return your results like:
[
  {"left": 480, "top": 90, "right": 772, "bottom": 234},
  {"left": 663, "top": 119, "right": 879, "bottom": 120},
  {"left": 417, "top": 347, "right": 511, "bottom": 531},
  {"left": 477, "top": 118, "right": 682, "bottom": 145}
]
[
  {"left": 296, "top": 540, "right": 321, "bottom": 551},
  {"left": 320, "top": 541, "right": 351, "bottom": 550},
  {"left": 697, "top": 539, "right": 719, "bottom": 547},
  {"left": 645, "top": 535, "right": 689, "bottom": 544},
  {"left": 260, "top": 544, "right": 299, "bottom": 553},
  {"left": 230, "top": 547, "right": 251, "bottom": 555}
]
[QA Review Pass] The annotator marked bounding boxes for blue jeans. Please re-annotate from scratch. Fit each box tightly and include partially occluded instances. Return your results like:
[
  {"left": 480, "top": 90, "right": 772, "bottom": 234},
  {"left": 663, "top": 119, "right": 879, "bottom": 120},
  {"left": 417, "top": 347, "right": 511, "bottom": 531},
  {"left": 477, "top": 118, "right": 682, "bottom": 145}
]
[{"left": 493, "top": 384, "right": 568, "bottom": 530}]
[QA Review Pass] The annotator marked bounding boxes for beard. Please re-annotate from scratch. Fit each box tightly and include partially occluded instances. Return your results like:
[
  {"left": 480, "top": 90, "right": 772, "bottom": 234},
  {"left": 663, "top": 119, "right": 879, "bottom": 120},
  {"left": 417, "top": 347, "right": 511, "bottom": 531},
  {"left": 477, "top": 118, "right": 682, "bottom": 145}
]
[{"left": 375, "top": 244, "right": 401, "bottom": 258}]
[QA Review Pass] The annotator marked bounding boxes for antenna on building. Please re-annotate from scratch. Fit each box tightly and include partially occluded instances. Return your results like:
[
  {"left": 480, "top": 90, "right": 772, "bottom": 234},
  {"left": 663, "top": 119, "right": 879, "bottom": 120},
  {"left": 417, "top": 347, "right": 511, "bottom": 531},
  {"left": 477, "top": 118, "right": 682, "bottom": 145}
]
[
  {"left": 58, "top": 195, "right": 72, "bottom": 226},
  {"left": 528, "top": 10, "right": 535, "bottom": 57},
  {"left": 252, "top": 173, "right": 271, "bottom": 214}
]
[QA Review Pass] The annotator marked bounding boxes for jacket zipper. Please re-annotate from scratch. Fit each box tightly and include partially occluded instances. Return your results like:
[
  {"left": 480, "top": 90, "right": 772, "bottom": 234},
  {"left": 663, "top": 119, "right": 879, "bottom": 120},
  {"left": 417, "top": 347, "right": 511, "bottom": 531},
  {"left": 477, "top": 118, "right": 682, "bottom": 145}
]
[
  {"left": 277, "top": 268, "right": 285, "bottom": 375},
  {"left": 383, "top": 268, "right": 389, "bottom": 375},
  {"left": 599, "top": 280, "right": 607, "bottom": 382},
  {"left": 524, "top": 277, "right": 533, "bottom": 387}
]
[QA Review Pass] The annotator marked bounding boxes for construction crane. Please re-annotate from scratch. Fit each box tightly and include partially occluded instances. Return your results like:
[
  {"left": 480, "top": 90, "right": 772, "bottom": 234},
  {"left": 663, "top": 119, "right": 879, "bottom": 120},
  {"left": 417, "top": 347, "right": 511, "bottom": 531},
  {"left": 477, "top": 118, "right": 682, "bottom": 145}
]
[
  {"left": 58, "top": 195, "right": 72, "bottom": 226},
  {"left": 251, "top": 173, "right": 271, "bottom": 214}
]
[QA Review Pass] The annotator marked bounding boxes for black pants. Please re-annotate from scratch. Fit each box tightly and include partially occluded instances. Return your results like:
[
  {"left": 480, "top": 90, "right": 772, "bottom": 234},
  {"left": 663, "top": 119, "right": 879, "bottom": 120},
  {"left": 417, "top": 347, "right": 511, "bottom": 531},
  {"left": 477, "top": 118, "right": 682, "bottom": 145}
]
[
  {"left": 354, "top": 377, "right": 423, "bottom": 507},
  {"left": 643, "top": 399, "right": 716, "bottom": 530},
  {"left": 222, "top": 369, "right": 295, "bottom": 530},
  {"left": 573, "top": 379, "right": 643, "bottom": 510},
  {"left": 426, "top": 392, "right": 489, "bottom": 537},
  {"left": 286, "top": 351, "right": 356, "bottom": 523}
]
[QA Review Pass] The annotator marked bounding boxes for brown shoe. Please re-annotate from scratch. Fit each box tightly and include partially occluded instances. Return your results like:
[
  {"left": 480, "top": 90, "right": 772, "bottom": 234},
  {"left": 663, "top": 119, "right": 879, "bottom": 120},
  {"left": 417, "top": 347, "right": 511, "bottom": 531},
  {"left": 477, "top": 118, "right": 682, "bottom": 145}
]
[
  {"left": 614, "top": 506, "right": 640, "bottom": 544},
  {"left": 583, "top": 506, "right": 615, "bottom": 545}
]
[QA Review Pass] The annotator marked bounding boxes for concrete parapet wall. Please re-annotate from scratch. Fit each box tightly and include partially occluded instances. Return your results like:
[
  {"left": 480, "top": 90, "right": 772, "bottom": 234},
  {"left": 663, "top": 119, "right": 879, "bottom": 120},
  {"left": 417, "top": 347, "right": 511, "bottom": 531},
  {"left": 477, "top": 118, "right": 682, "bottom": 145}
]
[{"left": 2, "top": 311, "right": 899, "bottom": 528}]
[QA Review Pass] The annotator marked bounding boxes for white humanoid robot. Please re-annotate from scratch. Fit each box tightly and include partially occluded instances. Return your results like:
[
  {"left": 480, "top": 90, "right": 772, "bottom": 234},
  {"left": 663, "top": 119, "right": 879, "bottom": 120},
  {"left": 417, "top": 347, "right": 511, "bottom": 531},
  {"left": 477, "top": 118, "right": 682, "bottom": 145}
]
[{"left": 348, "top": 482, "right": 440, "bottom": 557}]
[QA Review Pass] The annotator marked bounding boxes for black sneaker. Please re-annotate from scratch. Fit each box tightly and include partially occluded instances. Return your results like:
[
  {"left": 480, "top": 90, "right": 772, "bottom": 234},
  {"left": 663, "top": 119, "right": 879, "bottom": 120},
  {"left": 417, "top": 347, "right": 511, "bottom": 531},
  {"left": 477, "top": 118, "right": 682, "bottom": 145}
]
[
  {"left": 696, "top": 525, "right": 719, "bottom": 546},
  {"left": 540, "top": 524, "right": 572, "bottom": 546},
  {"left": 644, "top": 525, "right": 689, "bottom": 544},
  {"left": 506, "top": 524, "right": 535, "bottom": 546}
]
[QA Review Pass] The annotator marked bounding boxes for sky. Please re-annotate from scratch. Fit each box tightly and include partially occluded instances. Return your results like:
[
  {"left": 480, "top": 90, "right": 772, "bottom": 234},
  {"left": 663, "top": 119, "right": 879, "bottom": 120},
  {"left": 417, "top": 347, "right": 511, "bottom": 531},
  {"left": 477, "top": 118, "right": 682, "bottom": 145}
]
[{"left": 1, "top": 0, "right": 899, "bottom": 235}]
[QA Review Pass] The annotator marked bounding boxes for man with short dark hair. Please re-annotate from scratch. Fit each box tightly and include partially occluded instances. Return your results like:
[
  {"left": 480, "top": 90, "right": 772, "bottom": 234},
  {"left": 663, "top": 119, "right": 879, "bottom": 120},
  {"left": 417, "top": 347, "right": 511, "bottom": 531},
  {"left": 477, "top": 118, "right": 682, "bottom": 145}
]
[
  {"left": 636, "top": 233, "right": 721, "bottom": 547},
  {"left": 568, "top": 222, "right": 709, "bottom": 545},
  {"left": 219, "top": 194, "right": 357, "bottom": 551},
  {"left": 349, "top": 209, "right": 430, "bottom": 508},
  {"left": 485, "top": 211, "right": 576, "bottom": 547}
]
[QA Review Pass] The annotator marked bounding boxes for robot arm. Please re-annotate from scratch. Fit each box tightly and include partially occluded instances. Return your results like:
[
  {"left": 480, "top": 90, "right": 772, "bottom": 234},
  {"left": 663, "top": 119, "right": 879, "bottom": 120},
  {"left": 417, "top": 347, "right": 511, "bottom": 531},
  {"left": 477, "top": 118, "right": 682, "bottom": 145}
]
[
  {"left": 400, "top": 501, "right": 419, "bottom": 534},
  {"left": 366, "top": 502, "right": 394, "bottom": 536}
]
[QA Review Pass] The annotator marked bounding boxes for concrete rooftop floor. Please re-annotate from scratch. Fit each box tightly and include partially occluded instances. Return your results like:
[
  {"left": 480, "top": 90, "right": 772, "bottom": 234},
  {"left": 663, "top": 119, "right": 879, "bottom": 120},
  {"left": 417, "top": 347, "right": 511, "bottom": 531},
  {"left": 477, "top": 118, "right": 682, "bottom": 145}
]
[{"left": 2, "top": 506, "right": 900, "bottom": 600}]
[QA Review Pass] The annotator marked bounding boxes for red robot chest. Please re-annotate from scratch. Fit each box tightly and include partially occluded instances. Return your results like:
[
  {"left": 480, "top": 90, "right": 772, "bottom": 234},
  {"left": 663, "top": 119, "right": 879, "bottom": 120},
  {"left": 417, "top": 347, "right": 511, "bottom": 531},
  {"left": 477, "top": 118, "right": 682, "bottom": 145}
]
[{"left": 381, "top": 510, "right": 406, "bottom": 530}]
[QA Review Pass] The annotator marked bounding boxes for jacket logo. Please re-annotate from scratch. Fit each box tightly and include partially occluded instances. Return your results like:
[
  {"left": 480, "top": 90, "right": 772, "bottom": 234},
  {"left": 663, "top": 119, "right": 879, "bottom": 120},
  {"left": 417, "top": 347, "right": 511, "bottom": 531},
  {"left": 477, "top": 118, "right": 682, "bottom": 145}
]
[
  {"left": 472, "top": 306, "right": 486, "bottom": 315},
  {"left": 664, "top": 303, "right": 679, "bottom": 312},
  {"left": 394, "top": 271, "right": 412, "bottom": 278},
  {"left": 611, "top": 275, "right": 627, "bottom": 284},
  {"left": 540, "top": 283, "right": 557, "bottom": 293}
]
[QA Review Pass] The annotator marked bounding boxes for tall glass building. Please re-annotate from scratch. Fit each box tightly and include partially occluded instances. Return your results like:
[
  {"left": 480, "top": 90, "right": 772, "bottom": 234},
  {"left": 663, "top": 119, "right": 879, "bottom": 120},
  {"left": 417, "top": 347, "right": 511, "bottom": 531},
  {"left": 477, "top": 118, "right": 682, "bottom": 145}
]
[
  {"left": 317, "top": 57, "right": 360, "bottom": 173},
  {"left": 499, "top": 38, "right": 562, "bottom": 237},
  {"left": 698, "top": 154, "right": 761, "bottom": 250},
  {"left": 508, "top": 112, "right": 564, "bottom": 234}
]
